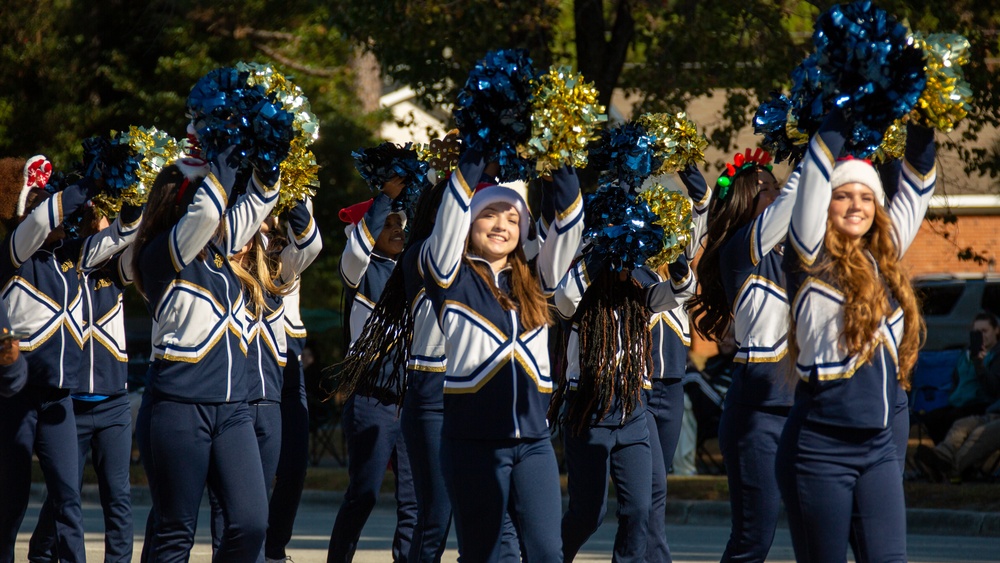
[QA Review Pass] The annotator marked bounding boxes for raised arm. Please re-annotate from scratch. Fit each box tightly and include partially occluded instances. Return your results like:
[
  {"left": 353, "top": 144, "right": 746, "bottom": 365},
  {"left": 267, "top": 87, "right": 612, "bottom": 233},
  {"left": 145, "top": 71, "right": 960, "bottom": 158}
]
[
  {"left": 78, "top": 203, "right": 142, "bottom": 272},
  {"left": 888, "top": 123, "right": 936, "bottom": 257},
  {"left": 339, "top": 192, "right": 392, "bottom": 290},
  {"left": 536, "top": 166, "right": 584, "bottom": 295},
  {"left": 677, "top": 165, "right": 712, "bottom": 259},
  {"left": 6, "top": 181, "right": 92, "bottom": 269},
  {"left": 747, "top": 164, "right": 802, "bottom": 266},
  {"left": 421, "top": 153, "right": 487, "bottom": 289},
  {"left": 553, "top": 252, "right": 598, "bottom": 320},
  {"left": 788, "top": 110, "right": 849, "bottom": 267},
  {"left": 278, "top": 197, "right": 322, "bottom": 284},
  {"left": 168, "top": 171, "right": 232, "bottom": 271},
  {"left": 223, "top": 173, "right": 280, "bottom": 257}
]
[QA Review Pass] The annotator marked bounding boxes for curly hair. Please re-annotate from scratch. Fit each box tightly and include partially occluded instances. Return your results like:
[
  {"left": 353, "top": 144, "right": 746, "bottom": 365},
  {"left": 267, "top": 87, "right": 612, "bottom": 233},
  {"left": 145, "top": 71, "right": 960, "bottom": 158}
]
[{"left": 789, "top": 204, "right": 925, "bottom": 389}]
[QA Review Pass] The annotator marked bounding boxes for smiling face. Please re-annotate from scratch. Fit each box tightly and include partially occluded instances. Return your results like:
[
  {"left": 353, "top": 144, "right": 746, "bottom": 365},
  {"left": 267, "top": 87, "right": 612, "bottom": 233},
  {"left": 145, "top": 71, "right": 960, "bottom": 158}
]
[
  {"left": 374, "top": 213, "right": 405, "bottom": 256},
  {"left": 469, "top": 202, "right": 520, "bottom": 266},
  {"left": 828, "top": 182, "right": 877, "bottom": 240}
]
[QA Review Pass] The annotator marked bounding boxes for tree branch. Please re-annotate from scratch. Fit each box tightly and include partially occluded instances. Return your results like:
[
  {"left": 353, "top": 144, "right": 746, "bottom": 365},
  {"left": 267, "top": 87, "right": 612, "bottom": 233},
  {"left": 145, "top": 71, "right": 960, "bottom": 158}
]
[{"left": 254, "top": 43, "right": 342, "bottom": 78}]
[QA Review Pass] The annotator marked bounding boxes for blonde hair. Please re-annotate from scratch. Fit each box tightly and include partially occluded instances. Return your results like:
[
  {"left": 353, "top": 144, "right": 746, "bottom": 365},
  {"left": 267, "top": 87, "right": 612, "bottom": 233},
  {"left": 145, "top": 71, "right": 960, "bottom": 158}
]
[
  {"left": 232, "top": 231, "right": 292, "bottom": 316},
  {"left": 790, "top": 204, "right": 924, "bottom": 390}
]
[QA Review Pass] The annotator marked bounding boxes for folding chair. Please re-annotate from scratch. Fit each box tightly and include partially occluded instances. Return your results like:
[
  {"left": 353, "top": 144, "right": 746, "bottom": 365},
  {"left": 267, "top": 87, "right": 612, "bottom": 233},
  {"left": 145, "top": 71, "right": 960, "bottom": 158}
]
[
  {"left": 682, "top": 368, "right": 727, "bottom": 475},
  {"left": 908, "top": 349, "right": 962, "bottom": 474}
]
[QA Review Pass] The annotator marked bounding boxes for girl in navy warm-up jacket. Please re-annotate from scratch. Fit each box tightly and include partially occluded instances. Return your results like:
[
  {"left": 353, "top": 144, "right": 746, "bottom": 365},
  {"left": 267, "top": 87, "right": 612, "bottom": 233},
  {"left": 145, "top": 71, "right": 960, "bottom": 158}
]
[
  {"left": 131, "top": 155, "right": 280, "bottom": 562},
  {"left": 264, "top": 200, "right": 323, "bottom": 562},
  {"left": 778, "top": 110, "right": 934, "bottom": 563},
  {"left": 0, "top": 155, "right": 135, "bottom": 563},
  {"left": 553, "top": 248, "right": 692, "bottom": 562},
  {"left": 330, "top": 176, "right": 417, "bottom": 563},
  {"left": 686, "top": 148, "right": 801, "bottom": 563},
  {"left": 420, "top": 152, "right": 582, "bottom": 562},
  {"left": 642, "top": 165, "right": 709, "bottom": 563},
  {"left": 28, "top": 203, "right": 143, "bottom": 563}
]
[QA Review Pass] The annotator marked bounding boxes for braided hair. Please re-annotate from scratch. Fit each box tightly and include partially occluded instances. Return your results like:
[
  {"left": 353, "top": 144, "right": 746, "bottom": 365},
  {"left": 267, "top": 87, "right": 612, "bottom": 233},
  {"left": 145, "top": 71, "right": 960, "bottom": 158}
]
[
  {"left": 323, "top": 178, "right": 447, "bottom": 405},
  {"left": 549, "top": 267, "right": 652, "bottom": 436}
]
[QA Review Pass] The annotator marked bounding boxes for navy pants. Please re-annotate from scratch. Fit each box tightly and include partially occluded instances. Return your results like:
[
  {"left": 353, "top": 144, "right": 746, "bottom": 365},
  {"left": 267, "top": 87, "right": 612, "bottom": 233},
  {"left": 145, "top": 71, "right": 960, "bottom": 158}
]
[
  {"left": 401, "top": 373, "right": 451, "bottom": 562},
  {"left": 0, "top": 386, "right": 85, "bottom": 563},
  {"left": 717, "top": 402, "right": 788, "bottom": 563},
  {"left": 29, "top": 394, "right": 133, "bottom": 563},
  {"left": 849, "top": 387, "right": 909, "bottom": 563},
  {"left": 777, "top": 411, "right": 907, "bottom": 563},
  {"left": 266, "top": 337, "right": 310, "bottom": 560},
  {"left": 328, "top": 394, "right": 416, "bottom": 563},
  {"left": 562, "top": 414, "right": 652, "bottom": 563},
  {"left": 442, "top": 436, "right": 561, "bottom": 563},
  {"left": 136, "top": 391, "right": 156, "bottom": 563},
  {"left": 645, "top": 379, "right": 685, "bottom": 563},
  {"left": 148, "top": 399, "right": 268, "bottom": 563},
  {"left": 210, "top": 400, "right": 282, "bottom": 561}
]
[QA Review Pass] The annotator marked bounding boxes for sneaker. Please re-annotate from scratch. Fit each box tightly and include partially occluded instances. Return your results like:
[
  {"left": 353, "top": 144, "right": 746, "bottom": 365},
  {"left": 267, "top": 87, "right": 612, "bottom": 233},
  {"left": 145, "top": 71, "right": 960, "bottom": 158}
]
[{"left": 265, "top": 558, "right": 293, "bottom": 563}]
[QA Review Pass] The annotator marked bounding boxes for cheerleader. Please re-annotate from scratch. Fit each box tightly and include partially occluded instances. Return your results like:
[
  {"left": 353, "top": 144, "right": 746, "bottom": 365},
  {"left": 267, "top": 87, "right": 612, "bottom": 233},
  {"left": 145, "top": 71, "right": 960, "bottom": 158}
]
[
  {"left": 420, "top": 151, "right": 582, "bottom": 562},
  {"left": 643, "top": 165, "right": 710, "bottom": 563},
  {"left": 131, "top": 151, "right": 280, "bottom": 561},
  {"left": 265, "top": 199, "right": 323, "bottom": 562},
  {"left": 553, "top": 244, "right": 691, "bottom": 562},
  {"left": 28, "top": 202, "right": 143, "bottom": 563},
  {"left": 210, "top": 197, "right": 320, "bottom": 560},
  {"left": 778, "top": 110, "right": 934, "bottom": 562},
  {"left": 0, "top": 155, "right": 125, "bottom": 563},
  {"left": 687, "top": 147, "right": 801, "bottom": 563},
  {"left": 330, "top": 177, "right": 416, "bottom": 562}
]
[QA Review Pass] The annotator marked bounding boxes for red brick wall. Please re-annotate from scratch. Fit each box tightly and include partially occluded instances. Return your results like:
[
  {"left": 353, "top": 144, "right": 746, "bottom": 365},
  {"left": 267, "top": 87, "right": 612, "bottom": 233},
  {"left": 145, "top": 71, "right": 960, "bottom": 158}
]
[{"left": 902, "top": 215, "right": 999, "bottom": 276}]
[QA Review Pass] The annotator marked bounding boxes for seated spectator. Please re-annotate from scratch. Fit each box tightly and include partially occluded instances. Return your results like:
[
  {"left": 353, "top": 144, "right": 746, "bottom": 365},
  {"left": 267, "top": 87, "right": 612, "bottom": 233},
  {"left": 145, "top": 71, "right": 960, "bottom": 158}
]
[
  {"left": 915, "top": 408, "right": 1000, "bottom": 483},
  {"left": 922, "top": 312, "right": 1000, "bottom": 443}
]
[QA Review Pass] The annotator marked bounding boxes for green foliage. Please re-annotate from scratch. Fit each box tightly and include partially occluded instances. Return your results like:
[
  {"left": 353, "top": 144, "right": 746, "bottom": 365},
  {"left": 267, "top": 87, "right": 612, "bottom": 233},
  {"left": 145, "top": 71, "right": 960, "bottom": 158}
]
[{"left": 0, "top": 0, "right": 385, "bottom": 318}]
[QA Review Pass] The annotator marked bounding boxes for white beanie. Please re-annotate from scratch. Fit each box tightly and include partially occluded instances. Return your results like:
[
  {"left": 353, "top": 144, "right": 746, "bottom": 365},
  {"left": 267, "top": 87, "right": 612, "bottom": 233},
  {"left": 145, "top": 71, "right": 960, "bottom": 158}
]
[
  {"left": 469, "top": 185, "right": 531, "bottom": 245},
  {"left": 829, "top": 158, "right": 884, "bottom": 204}
]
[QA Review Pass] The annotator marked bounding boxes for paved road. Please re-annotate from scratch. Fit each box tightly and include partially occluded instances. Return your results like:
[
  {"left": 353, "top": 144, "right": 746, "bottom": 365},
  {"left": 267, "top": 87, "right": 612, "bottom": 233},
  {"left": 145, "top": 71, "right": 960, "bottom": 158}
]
[{"left": 14, "top": 501, "right": 999, "bottom": 562}]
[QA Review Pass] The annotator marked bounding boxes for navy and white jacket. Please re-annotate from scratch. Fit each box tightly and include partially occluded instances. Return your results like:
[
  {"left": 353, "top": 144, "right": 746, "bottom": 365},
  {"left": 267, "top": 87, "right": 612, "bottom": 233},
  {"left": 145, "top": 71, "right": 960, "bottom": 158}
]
[
  {"left": 1, "top": 182, "right": 136, "bottom": 389},
  {"left": 247, "top": 198, "right": 321, "bottom": 402},
  {"left": 281, "top": 200, "right": 322, "bottom": 346},
  {"left": 422, "top": 157, "right": 584, "bottom": 440},
  {"left": 78, "top": 246, "right": 138, "bottom": 397},
  {"left": 786, "top": 115, "right": 936, "bottom": 429},
  {"left": 340, "top": 192, "right": 398, "bottom": 389},
  {"left": 555, "top": 253, "right": 690, "bottom": 426},
  {"left": 404, "top": 237, "right": 448, "bottom": 406},
  {"left": 646, "top": 165, "right": 711, "bottom": 381},
  {"left": 719, "top": 165, "right": 803, "bottom": 408},
  {"left": 139, "top": 166, "right": 279, "bottom": 403}
]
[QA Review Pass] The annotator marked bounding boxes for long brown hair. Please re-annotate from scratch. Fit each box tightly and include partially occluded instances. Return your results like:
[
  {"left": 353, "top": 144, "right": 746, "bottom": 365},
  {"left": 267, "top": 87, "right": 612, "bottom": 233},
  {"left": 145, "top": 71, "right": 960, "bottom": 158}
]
[
  {"left": 689, "top": 166, "right": 775, "bottom": 341},
  {"left": 465, "top": 243, "right": 551, "bottom": 331},
  {"left": 131, "top": 164, "right": 222, "bottom": 299},
  {"left": 789, "top": 204, "right": 925, "bottom": 389},
  {"left": 132, "top": 165, "right": 187, "bottom": 299}
]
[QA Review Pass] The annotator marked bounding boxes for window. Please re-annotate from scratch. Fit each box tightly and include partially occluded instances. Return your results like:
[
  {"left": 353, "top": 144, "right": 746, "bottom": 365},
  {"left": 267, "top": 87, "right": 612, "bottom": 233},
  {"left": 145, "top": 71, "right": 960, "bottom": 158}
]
[
  {"left": 916, "top": 284, "right": 964, "bottom": 316},
  {"left": 981, "top": 282, "right": 1000, "bottom": 318}
]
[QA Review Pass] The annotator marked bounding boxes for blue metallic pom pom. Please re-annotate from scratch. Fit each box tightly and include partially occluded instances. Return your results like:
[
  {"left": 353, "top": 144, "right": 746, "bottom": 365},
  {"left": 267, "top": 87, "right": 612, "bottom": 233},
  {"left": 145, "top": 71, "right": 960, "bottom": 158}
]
[
  {"left": 81, "top": 134, "right": 141, "bottom": 194},
  {"left": 583, "top": 184, "right": 665, "bottom": 272},
  {"left": 187, "top": 67, "right": 294, "bottom": 174},
  {"left": 588, "top": 122, "right": 662, "bottom": 191},
  {"left": 454, "top": 49, "right": 537, "bottom": 182},
  {"left": 802, "top": 0, "right": 927, "bottom": 156},
  {"left": 754, "top": 92, "right": 807, "bottom": 164}
]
